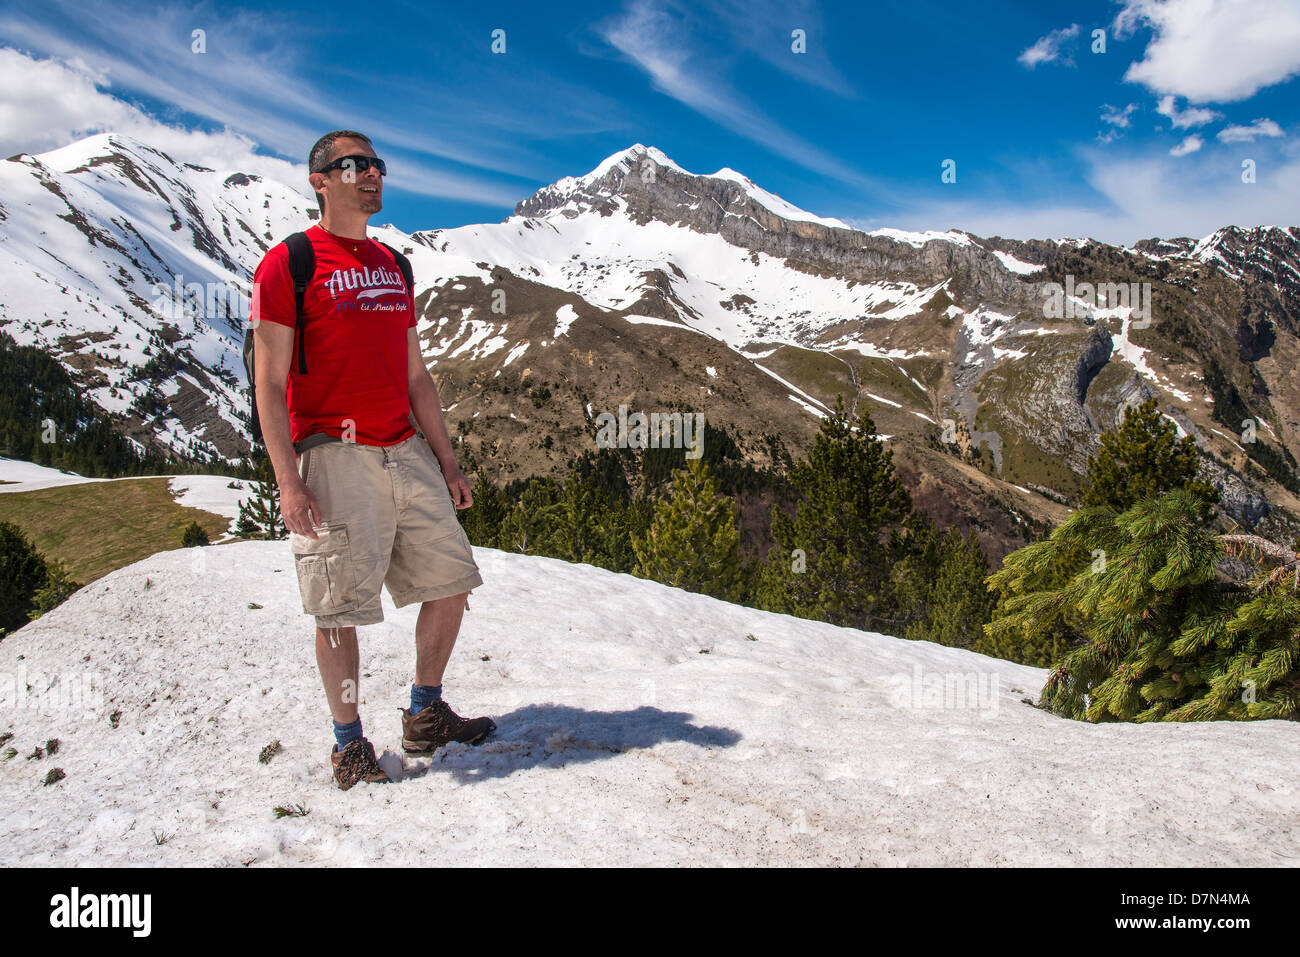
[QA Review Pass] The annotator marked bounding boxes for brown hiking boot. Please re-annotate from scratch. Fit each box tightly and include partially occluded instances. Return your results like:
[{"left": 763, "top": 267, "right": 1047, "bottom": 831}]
[
  {"left": 401, "top": 699, "right": 497, "bottom": 754},
  {"left": 330, "top": 737, "right": 392, "bottom": 790}
]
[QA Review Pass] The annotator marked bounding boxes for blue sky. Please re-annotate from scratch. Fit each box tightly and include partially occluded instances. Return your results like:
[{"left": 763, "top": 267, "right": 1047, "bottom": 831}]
[{"left": 1, "top": 0, "right": 1298, "bottom": 243}]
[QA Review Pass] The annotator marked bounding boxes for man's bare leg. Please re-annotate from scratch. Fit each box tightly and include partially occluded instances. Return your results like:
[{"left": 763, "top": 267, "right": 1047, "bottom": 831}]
[
  {"left": 405, "top": 592, "right": 495, "bottom": 746},
  {"left": 318, "top": 623, "right": 390, "bottom": 786},
  {"left": 316, "top": 625, "right": 360, "bottom": 724},
  {"left": 414, "top": 593, "right": 469, "bottom": 687}
]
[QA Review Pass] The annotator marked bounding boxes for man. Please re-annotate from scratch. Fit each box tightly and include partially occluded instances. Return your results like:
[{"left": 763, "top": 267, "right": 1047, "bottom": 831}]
[{"left": 252, "top": 130, "right": 495, "bottom": 791}]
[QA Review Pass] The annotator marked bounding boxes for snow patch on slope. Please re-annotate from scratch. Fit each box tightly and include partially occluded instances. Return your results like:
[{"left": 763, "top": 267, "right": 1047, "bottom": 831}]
[
  {"left": 3, "top": 543, "right": 1297, "bottom": 866},
  {"left": 993, "top": 250, "right": 1043, "bottom": 275},
  {"left": 867, "top": 228, "right": 975, "bottom": 248},
  {"left": 554, "top": 304, "right": 578, "bottom": 338}
]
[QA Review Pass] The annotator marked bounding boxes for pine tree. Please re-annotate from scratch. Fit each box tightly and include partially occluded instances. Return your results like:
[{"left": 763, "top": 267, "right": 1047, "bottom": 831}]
[
  {"left": 554, "top": 478, "right": 640, "bottom": 573},
  {"left": 459, "top": 474, "right": 510, "bottom": 549},
  {"left": 983, "top": 397, "right": 1219, "bottom": 667},
  {"left": 181, "top": 521, "right": 210, "bottom": 547},
  {"left": 1083, "top": 397, "right": 1217, "bottom": 510},
  {"left": 904, "top": 527, "right": 995, "bottom": 649},
  {"left": 976, "top": 533, "right": 1092, "bottom": 667},
  {"left": 235, "top": 455, "right": 286, "bottom": 540},
  {"left": 884, "top": 512, "right": 943, "bottom": 635},
  {"left": 497, "top": 477, "right": 562, "bottom": 555},
  {"left": 30, "top": 558, "right": 80, "bottom": 619},
  {"left": 632, "top": 458, "right": 742, "bottom": 601},
  {"left": 991, "top": 489, "right": 1300, "bottom": 722},
  {"left": 756, "top": 398, "right": 912, "bottom": 629},
  {"left": 0, "top": 521, "right": 48, "bottom": 638}
]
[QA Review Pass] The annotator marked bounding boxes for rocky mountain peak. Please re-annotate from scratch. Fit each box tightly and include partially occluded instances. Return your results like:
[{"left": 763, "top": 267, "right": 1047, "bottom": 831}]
[
  {"left": 512, "top": 143, "right": 847, "bottom": 232},
  {"left": 1, "top": 129, "right": 1297, "bottom": 550}
]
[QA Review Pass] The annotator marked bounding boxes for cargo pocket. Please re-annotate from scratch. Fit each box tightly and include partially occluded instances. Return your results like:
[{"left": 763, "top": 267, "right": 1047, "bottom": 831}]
[{"left": 291, "top": 522, "right": 358, "bottom": 616}]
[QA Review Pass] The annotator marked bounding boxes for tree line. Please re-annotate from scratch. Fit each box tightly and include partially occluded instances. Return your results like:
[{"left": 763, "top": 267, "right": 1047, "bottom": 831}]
[
  {"left": 25, "top": 343, "right": 1294, "bottom": 717},
  {"left": 0, "top": 331, "right": 254, "bottom": 479}
]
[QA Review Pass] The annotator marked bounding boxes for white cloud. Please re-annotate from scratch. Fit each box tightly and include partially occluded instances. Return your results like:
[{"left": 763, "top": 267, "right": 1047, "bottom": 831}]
[
  {"left": 0, "top": 48, "right": 307, "bottom": 189},
  {"left": 1155, "top": 94, "right": 1219, "bottom": 129},
  {"left": 1170, "top": 134, "right": 1204, "bottom": 156},
  {"left": 0, "top": 3, "right": 555, "bottom": 207},
  {"left": 1116, "top": 0, "right": 1300, "bottom": 102},
  {"left": 1217, "top": 118, "right": 1284, "bottom": 143},
  {"left": 1018, "top": 24, "right": 1081, "bottom": 68},
  {"left": 1101, "top": 103, "right": 1138, "bottom": 128}
]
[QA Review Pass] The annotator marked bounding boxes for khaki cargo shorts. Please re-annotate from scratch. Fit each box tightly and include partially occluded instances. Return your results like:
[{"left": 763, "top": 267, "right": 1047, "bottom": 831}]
[{"left": 289, "top": 432, "right": 483, "bottom": 628}]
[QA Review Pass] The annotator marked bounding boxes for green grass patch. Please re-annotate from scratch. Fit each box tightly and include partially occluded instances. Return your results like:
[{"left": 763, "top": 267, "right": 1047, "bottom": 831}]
[
  {"left": 850, "top": 356, "right": 931, "bottom": 408},
  {"left": 761, "top": 345, "right": 856, "bottom": 407},
  {"left": 0, "top": 477, "right": 232, "bottom": 584}
]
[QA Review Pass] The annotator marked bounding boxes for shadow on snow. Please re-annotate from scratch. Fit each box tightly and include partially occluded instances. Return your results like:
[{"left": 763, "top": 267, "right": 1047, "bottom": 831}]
[{"left": 387, "top": 703, "right": 742, "bottom": 783}]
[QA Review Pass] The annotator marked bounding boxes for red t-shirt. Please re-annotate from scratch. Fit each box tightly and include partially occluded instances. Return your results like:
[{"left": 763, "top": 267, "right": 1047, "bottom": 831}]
[{"left": 252, "top": 225, "right": 417, "bottom": 447}]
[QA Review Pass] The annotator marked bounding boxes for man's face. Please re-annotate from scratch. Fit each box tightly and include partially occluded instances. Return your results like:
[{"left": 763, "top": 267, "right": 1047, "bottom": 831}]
[{"left": 312, "top": 137, "right": 383, "bottom": 216}]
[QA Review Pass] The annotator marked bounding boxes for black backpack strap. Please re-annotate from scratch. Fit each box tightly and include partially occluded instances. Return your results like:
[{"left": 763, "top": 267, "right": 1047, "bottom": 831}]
[
  {"left": 379, "top": 242, "right": 414, "bottom": 298},
  {"left": 379, "top": 244, "right": 420, "bottom": 444},
  {"left": 284, "top": 231, "right": 315, "bottom": 375}
]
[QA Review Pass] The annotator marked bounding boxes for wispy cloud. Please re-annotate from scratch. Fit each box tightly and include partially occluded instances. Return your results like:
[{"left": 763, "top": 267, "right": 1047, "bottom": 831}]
[
  {"left": 1217, "top": 118, "right": 1284, "bottom": 143},
  {"left": 1097, "top": 103, "right": 1138, "bottom": 144},
  {"left": 1155, "top": 95, "right": 1218, "bottom": 129},
  {"left": 702, "top": 0, "right": 857, "bottom": 97},
  {"left": 853, "top": 136, "right": 1300, "bottom": 245},
  {"left": 1101, "top": 103, "right": 1138, "bottom": 129},
  {"left": 1169, "top": 134, "right": 1204, "bottom": 156},
  {"left": 0, "top": 0, "right": 560, "bottom": 206},
  {"left": 595, "top": 0, "right": 869, "bottom": 187},
  {"left": 0, "top": 49, "right": 306, "bottom": 186},
  {"left": 1017, "top": 24, "right": 1080, "bottom": 69}
]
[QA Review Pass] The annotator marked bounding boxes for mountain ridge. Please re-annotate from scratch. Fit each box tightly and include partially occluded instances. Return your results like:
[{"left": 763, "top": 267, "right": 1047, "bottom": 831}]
[{"left": 1, "top": 131, "right": 1297, "bottom": 558}]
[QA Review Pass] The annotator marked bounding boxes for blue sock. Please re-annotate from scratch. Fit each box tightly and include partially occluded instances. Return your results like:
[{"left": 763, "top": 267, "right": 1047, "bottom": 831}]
[
  {"left": 333, "top": 716, "right": 363, "bottom": 751},
  {"left": 410, "top": 684, "right": 443, "bottom": 715}
]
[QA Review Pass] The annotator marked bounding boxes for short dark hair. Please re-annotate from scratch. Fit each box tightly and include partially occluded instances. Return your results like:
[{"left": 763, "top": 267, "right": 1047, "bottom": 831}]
[{"left": 308, "top": 130, "right": 373, "bottom": 213}]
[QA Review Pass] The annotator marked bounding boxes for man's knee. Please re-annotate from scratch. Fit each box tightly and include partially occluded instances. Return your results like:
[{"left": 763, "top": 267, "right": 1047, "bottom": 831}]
[
  {"left": 315, "top": 624, "right": 357, "bottom": 643},
  {"left": 418, "top": 591, "right": 472, "bottom": 615},
  {"left": 423, "top": 591, "right": 470, "bottom": 608}
]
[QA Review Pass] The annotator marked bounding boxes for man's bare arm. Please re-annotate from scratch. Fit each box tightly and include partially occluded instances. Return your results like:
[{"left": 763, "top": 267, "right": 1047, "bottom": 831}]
[
  {"left": 406, "top": 327, "right": 472, "bottom": 508},
  {"left": 254, "top": 319, "right": 322, "bottom": 536}
]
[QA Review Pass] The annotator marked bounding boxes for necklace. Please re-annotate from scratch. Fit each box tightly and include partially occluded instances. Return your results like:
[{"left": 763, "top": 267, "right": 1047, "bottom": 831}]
[{"left": 317, "top": 221, "right": 366, "bottom": 252}]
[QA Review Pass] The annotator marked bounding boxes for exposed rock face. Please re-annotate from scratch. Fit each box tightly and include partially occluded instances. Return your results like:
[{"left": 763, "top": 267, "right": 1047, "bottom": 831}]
[
  {"left": 1202, "top": 459, "right": 1272, "bottom": 528},
  {"left": 2, "top": 134, "right": 1297, "bottom": 553},
  {"left": 1073, "top": 328, "right": 1114, "bottom": 406},
  {"left": 517, "top": 145, "right": 1033, "bottom": 312}
]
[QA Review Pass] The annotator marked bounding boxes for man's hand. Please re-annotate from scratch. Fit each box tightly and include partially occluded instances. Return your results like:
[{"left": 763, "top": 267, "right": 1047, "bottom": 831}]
[
  {"left": 280, "top": 474, "right": 323, "bottom": 538},
  {"left": 441, "top": 458, "right": 474, "bottom": 509}
]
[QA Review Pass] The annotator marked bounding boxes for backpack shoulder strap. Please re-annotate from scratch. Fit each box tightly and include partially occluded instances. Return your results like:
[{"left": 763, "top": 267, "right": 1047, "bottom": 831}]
[
  {"left": 379, "top": 241, "right": 414, "bottom": 298},
  {"left": 283, "top": 231, "right": 315, "bottom": 375}
]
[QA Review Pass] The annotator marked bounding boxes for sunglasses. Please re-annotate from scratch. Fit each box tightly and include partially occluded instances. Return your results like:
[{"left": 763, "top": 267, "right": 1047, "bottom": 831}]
[{"left": 315, "top": 154, "right": 387, "bottom": 177}]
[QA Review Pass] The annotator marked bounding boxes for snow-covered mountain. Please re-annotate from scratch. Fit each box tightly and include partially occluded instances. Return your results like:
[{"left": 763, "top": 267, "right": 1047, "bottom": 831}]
[
  {"left": 2, "top": 133, "right": 1298, "bottom": 552},
  {"left": 3, "top": 541, "right": 1297, "bottom": 866},
  {"left": 0, "top": 134, "right": 310, "bottom": 456}
]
